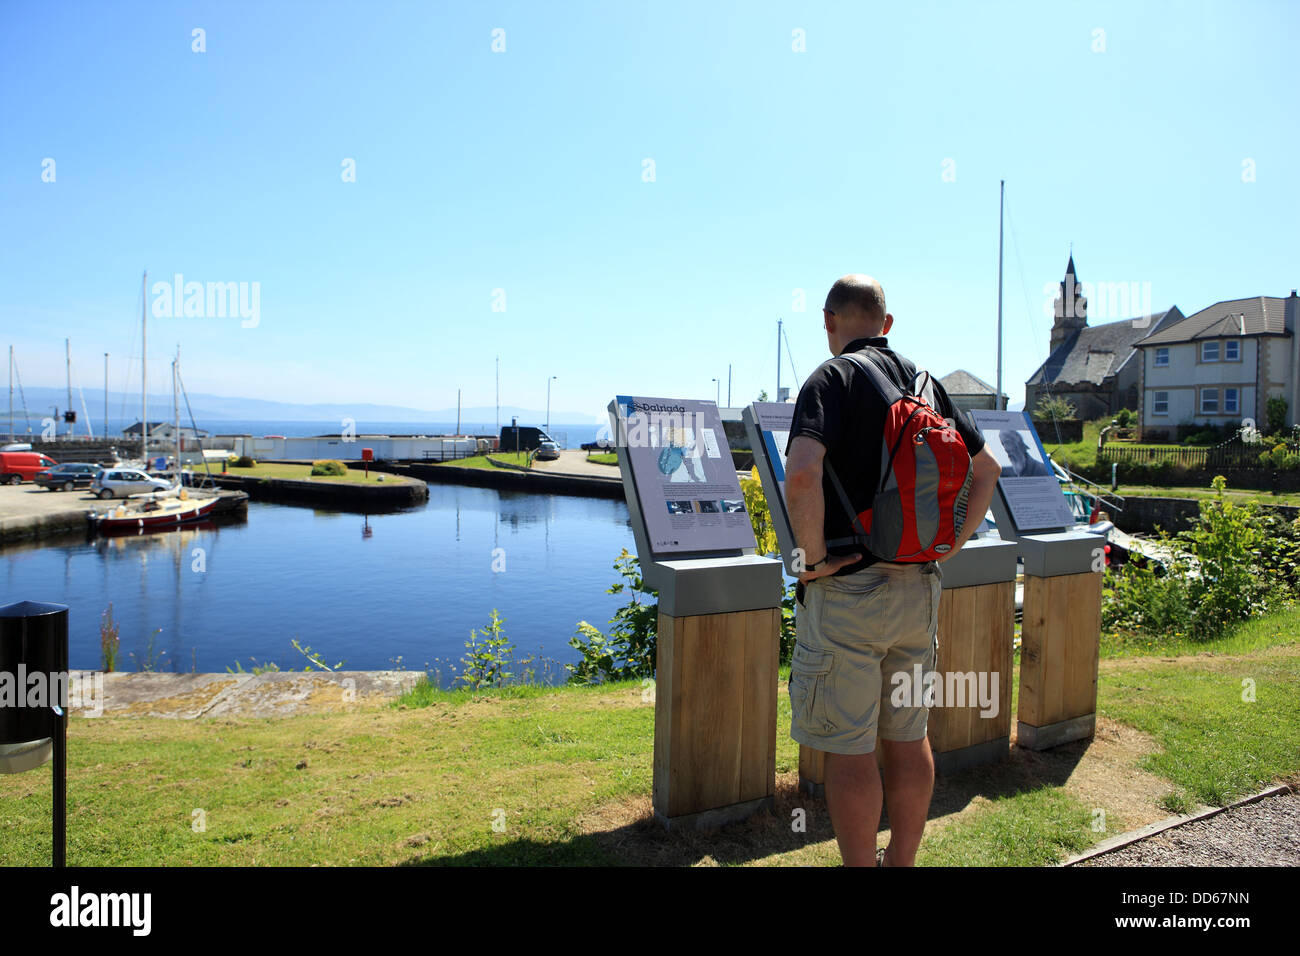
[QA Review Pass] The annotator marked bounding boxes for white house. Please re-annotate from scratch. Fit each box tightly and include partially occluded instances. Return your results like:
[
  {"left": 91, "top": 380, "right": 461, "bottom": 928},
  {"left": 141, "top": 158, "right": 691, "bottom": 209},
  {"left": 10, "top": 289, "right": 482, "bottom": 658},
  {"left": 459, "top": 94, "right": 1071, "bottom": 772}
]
[{"left": 1135, "top": 291, "right": 1300, "bottom": 440}]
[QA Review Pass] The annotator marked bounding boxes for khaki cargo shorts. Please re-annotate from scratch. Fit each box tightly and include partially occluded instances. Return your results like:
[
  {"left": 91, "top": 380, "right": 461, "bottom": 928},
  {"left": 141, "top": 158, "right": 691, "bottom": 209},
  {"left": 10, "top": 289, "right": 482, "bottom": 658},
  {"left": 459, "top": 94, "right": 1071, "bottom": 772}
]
[{"left": 789, "top": 560, "right": 941, "bottom": 755}]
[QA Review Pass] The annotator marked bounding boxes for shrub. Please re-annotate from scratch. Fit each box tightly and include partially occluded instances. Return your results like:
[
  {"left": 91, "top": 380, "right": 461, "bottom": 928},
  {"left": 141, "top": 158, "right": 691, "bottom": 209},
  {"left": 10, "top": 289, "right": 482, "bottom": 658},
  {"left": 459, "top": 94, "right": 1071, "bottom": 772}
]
[
  {"left": 234, "top": 455, "right": 256, "bottom": 468},
  {"left": 567, "top": 550, "right": 658, "bottom": 683},
  {"left": 1267, "top": 397, "right": 1288, "bottom": 436},
  {"left": 458, "top": 609, "right": 530, "bottom": 689},
  {"left": 311, "top": 459, "right": 348, "bottom": 477},
  {"left": 1103, "top": 476, "right": 1292, "bottom": 640},
  {"left": 1035, "top": 394, "right": 1077, "bottom": 420},
  {"left": 1116, "top": 408, "right": 1133, "bottom": 428}
]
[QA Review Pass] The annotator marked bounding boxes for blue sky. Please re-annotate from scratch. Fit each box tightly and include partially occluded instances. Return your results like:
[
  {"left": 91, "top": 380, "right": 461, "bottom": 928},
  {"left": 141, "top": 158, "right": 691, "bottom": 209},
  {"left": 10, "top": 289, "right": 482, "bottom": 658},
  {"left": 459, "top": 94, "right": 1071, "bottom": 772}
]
[{"left": 2, "top": 0, "right": 1297, "bottom": 421}]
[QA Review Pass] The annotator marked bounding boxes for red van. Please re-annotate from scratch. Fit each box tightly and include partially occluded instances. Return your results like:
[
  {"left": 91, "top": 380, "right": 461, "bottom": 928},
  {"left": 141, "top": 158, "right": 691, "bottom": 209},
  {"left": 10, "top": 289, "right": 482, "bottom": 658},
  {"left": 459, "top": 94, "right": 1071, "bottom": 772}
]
[{"left": 0, "top": 452, "right": 58, "bottom": 484}]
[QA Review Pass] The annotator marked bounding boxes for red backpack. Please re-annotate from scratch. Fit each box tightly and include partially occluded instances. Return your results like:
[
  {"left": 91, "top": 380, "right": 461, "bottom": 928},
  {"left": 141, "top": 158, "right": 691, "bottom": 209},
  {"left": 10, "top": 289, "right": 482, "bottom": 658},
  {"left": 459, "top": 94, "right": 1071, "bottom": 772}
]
[{"left": 825, "top": 349, "right": 973, "bottom": 562}]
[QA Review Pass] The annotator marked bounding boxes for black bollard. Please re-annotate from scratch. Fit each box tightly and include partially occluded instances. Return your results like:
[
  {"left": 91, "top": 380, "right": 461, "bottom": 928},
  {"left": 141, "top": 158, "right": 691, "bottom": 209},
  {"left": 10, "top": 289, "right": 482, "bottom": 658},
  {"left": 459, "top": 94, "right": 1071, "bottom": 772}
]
[{"left": 0, "top": 601, "right": 70, "bottom": 867}]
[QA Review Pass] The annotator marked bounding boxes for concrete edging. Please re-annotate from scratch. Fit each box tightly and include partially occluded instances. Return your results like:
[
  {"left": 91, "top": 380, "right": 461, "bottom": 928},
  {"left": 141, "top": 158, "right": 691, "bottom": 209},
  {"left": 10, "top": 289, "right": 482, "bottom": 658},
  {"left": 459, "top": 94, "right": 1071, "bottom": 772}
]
[{"left": 1060, "top": 781, "right": 1297, "bottom": 866}]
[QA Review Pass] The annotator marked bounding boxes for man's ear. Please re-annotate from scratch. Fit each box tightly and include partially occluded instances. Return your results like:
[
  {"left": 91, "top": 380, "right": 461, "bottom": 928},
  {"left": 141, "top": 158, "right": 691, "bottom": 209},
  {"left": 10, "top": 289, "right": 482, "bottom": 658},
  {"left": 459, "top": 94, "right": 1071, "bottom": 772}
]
[{"left": 882, "top": 313, "right": 894, "bottom": 335}]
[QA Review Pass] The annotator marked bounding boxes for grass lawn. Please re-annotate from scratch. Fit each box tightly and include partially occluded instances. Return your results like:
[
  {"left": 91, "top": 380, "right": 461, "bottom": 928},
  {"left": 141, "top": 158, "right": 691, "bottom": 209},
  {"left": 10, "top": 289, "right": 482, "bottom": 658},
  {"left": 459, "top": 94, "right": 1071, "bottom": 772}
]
[
  {"left": 3, "top": 611, "right": 1296, "bottom": 866},
  {"left": 224, "top": 463, "right": 393, "bottom": 484},
  {"left": 436, "top": 452, "right": 533, "bottom": 470},
  {"left": 587, "top": 452, "right": 618, "bottom": 466}
]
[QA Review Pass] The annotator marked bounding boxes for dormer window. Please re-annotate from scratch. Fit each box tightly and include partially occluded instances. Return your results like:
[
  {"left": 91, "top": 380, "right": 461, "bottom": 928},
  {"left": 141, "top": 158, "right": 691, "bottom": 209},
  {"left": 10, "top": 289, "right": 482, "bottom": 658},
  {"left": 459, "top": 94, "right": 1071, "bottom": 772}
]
[{"left": 1201, "top": 341, "right": 1220, "bottom": 362}]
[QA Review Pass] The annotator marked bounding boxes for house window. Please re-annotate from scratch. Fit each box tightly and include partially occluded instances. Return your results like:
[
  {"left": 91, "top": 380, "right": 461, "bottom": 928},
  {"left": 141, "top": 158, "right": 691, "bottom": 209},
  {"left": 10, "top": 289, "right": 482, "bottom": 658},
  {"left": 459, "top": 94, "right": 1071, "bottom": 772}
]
[
  {"left": 1154, "top": 347, "right": 1169, "bottom": 367},
  {"left": 1201, "top": 341, "right": 1220, "bottom": 362},
  {"left": 1225, "top": 340, "right": 1240, "bottom": 361},
  {"left": 1224, "top": 388, "right": 1239, "bottom": 414},
  {"left": 1153, "top": 391, "right": 1169, "bottom": 415},
  {"left": 1201, "top": 388, "right": 1219, "bottom": 414}
]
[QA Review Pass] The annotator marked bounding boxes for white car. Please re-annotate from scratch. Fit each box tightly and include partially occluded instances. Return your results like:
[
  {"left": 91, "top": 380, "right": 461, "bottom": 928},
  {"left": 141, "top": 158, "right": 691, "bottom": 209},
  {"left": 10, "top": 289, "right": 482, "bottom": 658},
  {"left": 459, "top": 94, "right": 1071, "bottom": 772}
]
[{"left": 93, "top": 468, "right": 171, "bottom": 499}]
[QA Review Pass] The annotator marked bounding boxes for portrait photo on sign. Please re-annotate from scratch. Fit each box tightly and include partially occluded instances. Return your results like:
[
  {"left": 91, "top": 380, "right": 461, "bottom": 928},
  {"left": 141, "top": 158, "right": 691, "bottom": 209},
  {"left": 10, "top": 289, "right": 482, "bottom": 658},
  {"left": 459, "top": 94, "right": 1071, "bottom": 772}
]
[{"left": 982, "top": 428, "right": 1052, "bottom": 478}]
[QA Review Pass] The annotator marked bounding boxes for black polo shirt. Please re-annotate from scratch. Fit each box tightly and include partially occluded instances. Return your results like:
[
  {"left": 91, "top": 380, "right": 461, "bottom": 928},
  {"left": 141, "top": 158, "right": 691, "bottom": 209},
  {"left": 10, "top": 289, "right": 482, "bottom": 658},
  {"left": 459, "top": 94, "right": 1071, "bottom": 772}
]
[{"left": 785, "top": 336, "right": 986, "bottom": 575}]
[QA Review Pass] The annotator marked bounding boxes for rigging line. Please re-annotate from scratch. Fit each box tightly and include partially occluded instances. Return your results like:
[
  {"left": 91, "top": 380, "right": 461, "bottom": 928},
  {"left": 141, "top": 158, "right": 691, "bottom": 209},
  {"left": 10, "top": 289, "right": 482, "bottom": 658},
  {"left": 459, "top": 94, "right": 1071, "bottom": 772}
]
[
  {"left": 781, "top": 322, "right": 800, "bottom": 386},
  {"left": 175, "top": 365, "right": 213, "bottom": 480},
  {"left": 13, "top": 355, "right": 32, "bottom": 434},
  {"left": 118, "top": 281, "right": 143, "bottom": 434},
  {"left": 72, "top": 363, "right": 95, "bottom": 439},
  {"left": 1004, "top": 194, "right": 1064, "bottom": 443}
]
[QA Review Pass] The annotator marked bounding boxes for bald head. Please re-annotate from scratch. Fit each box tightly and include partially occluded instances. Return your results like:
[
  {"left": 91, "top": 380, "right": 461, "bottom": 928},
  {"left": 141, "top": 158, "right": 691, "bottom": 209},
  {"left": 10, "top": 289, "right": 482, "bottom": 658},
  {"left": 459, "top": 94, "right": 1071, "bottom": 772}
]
[
  {"left": 825, "top": 274, "right": 887, "bottom": 326},
  {"left": 821, "top": 273, "right": 892, "bottom": 355}
]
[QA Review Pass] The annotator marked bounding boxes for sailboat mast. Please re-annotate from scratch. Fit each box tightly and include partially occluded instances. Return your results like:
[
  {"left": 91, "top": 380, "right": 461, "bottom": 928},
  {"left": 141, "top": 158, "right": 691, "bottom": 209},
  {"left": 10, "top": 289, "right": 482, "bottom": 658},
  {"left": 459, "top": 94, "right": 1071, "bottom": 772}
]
[
  {"left": 997, "top": 180, "right": 1005, "bottom": 411},
  {"left": 65, "top": 338, "right": 72, "bottom": 438},
  {"left": 141, "top": 270, "right": 148, "bottom": 460},
  {"left": 174, "top": 346, "right": 181, "bottom": 476},
  {"left": 8, "top": 346, "right": 12, "bottom": 443},
  {"left": 776, "top": 318, "right": 782, "bottom": 401}
]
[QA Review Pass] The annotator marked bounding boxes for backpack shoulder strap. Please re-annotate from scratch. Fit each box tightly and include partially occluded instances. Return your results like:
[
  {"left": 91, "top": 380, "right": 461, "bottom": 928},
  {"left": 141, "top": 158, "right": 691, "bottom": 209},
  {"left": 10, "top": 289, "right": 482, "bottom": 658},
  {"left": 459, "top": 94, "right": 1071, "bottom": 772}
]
[{"left": 835, "top": 348, "right": 906, "bottom": 405}]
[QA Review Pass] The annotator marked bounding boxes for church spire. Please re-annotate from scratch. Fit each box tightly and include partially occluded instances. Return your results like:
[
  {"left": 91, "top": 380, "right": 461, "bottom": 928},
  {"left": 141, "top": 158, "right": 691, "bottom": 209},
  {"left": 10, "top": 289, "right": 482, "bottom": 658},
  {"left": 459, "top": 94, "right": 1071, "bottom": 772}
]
[{"left": 1051, "top": 252, "right": 1087, "bottom": 354}]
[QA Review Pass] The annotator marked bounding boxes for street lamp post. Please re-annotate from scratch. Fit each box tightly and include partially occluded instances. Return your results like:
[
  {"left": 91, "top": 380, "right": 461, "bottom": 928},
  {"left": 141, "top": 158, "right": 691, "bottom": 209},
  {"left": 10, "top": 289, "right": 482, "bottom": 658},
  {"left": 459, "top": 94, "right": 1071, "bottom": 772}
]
[{"left": 545, "top": 376, "right": 557, "bottom": 434}]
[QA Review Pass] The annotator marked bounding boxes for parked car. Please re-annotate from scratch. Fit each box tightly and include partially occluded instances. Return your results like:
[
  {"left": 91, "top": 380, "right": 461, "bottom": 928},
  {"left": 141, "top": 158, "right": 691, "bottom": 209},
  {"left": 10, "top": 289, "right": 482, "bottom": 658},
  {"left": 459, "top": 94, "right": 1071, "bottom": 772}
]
[
  {"left": 92, "top": 468, "right": 171, "bottom": 499},
  {"left": 0, "top": 451, "right": 58, "bottom": 484},
  {"left": 34, "top": 463, "right": 101, "bottom": 492},
  {"left": 534, "top": 440, "right": 561, "bottom": 461}
]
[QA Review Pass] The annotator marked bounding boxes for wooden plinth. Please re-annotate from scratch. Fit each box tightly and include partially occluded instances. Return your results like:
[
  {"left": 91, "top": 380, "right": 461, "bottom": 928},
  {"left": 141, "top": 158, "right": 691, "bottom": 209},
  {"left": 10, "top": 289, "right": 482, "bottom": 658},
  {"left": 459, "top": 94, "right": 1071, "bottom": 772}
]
[
  {"left": 654, "top": 607, "right": 779, "bottom": 826},
  {"left": 1017, "top": 570, "right": 1102, "bottom": 750},
  {"left": 929, "top": 580, "right": 1015, "bottom": 770}
]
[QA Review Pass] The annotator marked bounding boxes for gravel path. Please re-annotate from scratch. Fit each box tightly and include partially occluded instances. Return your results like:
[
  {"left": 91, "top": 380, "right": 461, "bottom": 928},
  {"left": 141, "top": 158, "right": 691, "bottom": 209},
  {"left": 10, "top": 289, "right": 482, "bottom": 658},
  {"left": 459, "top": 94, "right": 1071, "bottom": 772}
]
[{"left": 1079, "top": 789, "right": 1300, "bottom": 866}]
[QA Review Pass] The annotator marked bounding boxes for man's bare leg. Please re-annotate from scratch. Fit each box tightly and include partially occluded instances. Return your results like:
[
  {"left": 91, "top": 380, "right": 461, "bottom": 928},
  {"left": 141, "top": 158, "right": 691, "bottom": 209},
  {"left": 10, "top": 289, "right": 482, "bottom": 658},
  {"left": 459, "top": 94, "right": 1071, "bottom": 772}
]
[
  {"left": 823, "top": 751, "right": 883, "bottom": 866},
  {"left": 877, "top": 737, "right": 934, "bottom": 866}
]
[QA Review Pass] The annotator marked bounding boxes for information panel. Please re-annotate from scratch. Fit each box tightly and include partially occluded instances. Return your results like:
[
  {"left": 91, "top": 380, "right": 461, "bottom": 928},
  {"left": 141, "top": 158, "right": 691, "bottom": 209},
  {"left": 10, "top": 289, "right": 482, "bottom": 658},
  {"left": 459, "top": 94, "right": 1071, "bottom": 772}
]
[
  {"left": 613, "top": 395, "right": 756, "bottom": 555},
  {"left": 742, "top": 402, "right": 799, "bottom": 574},
  {"left": 969, "top": 409, "right": 1074, "bottom": 533}
]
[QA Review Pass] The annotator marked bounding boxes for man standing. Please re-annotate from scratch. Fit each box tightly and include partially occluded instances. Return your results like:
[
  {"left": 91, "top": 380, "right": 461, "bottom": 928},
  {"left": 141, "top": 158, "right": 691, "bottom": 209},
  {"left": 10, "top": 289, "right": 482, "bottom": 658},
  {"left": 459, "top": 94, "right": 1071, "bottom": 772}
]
[{"left": 784, "top": 274, "right": 1001, "bottom": 867}]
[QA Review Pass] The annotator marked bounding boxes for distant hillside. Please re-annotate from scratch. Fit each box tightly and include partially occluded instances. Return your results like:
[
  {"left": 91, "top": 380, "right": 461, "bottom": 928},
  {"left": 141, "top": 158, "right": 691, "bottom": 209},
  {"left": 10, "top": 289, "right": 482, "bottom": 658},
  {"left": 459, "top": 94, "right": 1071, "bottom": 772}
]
[{"left": 3, "top": 386, "right": 602, "bottom": 425}]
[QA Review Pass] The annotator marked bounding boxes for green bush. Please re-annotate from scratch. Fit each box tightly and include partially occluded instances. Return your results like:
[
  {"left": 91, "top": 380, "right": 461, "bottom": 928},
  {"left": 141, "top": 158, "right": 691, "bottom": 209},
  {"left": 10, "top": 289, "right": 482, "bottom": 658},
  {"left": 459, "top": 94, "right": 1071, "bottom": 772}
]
[
  {"left": 1035, "top": 394, "right": 1077, "bottom": 420},
  {"left": 1103, "top": 476, "right": 1294, "bottom": 640},
  {"left": 310, "top": 459, "right": 348, "bottom": 476},
  {"left": 1267, "top": 397, "right": 1288, "bottom": 436},
  {"left": 1116, "top": 408, "right": 1133, "bottom": 428},
  {"left": 567, "top": 550, "right": 658, "bottom": 684},
  {"left": 234, "top": 455, "right": 256, "bottom": 468}
]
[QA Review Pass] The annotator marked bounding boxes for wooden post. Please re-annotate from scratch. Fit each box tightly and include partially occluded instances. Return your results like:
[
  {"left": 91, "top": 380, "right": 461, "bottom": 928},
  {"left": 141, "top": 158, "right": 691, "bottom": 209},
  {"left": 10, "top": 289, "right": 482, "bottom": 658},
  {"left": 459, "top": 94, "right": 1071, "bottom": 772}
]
[
  {"left": 654, "top": 607, "right": 779, "bottom": 827},
  {"left": 928, "top": 579, "right": 1015, "bottom": 772},
  {"left": 1016, "top": 534, "right": 1104, "bottom": 750}
]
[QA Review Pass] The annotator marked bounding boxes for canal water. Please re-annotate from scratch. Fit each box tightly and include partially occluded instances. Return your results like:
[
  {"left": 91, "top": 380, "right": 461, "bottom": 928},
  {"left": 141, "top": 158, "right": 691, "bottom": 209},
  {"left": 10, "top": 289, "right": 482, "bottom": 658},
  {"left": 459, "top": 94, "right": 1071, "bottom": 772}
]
[{"left": 0, "top": 485, "right": 636, "bottom": 684}]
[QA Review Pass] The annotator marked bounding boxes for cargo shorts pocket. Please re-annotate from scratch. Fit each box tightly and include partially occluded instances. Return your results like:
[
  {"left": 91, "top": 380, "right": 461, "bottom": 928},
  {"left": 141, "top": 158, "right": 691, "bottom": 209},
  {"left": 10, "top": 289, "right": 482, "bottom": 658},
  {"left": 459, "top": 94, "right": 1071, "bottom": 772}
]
[{"left": 789, "top": 643, "right": 834, "bottom": 735}]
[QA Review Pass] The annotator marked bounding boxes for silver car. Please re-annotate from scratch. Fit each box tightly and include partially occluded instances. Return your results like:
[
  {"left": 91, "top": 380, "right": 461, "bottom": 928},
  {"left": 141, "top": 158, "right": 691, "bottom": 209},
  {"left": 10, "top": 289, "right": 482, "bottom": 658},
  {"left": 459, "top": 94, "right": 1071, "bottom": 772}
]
[{"left": 93, "top": 468, "right": 171, "bottom": 499}]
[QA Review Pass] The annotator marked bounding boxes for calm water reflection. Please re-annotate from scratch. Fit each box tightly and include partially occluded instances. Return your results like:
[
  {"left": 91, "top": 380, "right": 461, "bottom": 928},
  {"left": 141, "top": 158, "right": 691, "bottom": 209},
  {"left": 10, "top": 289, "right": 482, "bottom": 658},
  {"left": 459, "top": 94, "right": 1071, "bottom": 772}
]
[{"left": 0, "top": 485, "right": 635, "bottom": 683}]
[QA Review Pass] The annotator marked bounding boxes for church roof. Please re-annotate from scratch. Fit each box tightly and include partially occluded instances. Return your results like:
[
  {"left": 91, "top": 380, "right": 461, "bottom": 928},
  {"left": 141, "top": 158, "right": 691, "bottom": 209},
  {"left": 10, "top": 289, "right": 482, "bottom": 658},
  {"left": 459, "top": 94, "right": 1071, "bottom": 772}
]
[{"left": 1027, "top": 309, "right": 1179, "bottom": 387}]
